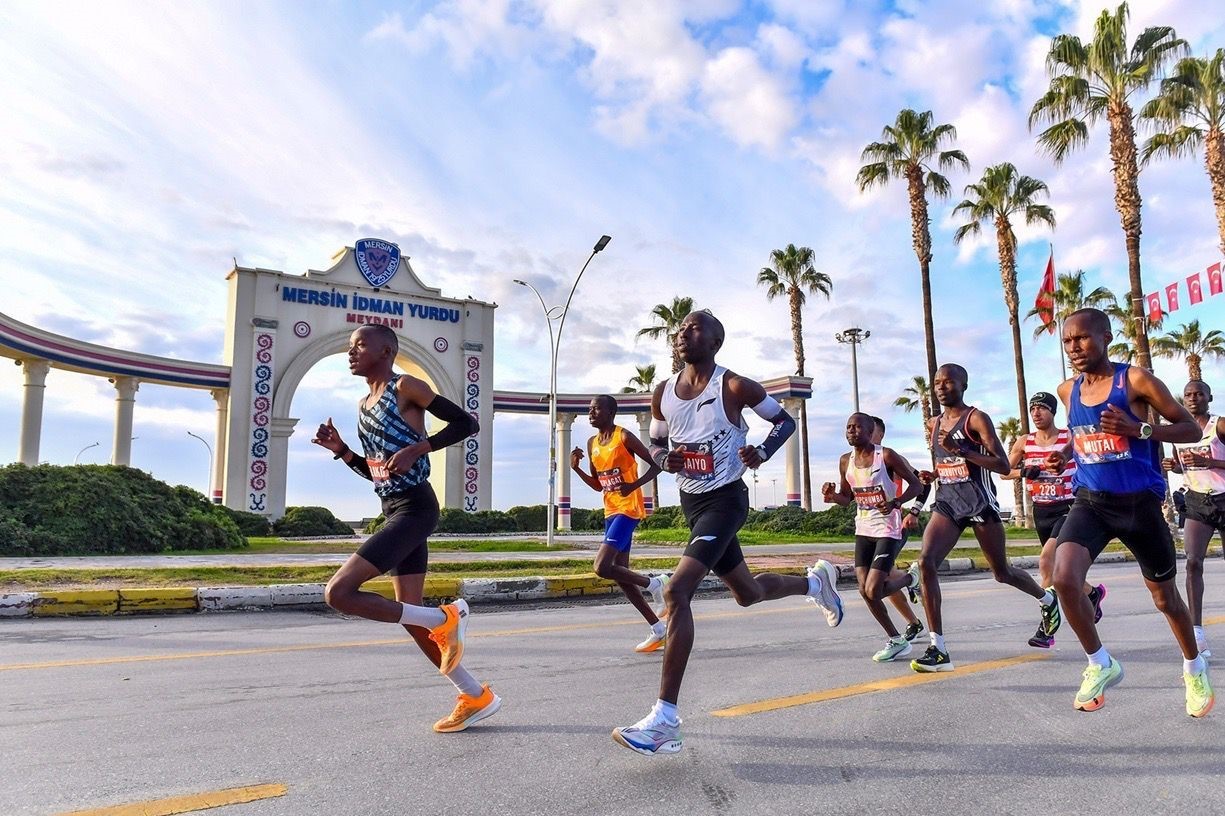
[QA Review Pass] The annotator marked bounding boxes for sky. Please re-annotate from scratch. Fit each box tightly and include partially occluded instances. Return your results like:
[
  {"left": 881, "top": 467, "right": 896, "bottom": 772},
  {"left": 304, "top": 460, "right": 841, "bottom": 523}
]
[{"left": 2, "top": 0, "right": 1224, "bottom": 520}]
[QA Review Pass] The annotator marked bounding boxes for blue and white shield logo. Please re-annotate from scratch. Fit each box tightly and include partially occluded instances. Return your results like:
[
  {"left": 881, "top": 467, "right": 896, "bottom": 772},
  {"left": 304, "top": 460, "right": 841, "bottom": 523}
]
[{"left": 355, "top": 239, "right": 401, "bottom": 288}]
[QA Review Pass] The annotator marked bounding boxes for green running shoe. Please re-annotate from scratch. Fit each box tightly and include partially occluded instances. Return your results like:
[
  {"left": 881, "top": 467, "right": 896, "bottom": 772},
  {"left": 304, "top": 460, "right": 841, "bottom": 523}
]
[
  {"left": 873, "top": 636, "right": 913, "bottom": 663},
  {"left": 1074, "top": 657, "right": 1123, "bottom": 712},
  {"left": 1185, "top": 668, "right": 1214, "bottom": 718},
  {"left": 1040, "top": 589, "right": 1061, "bottom": 637}
]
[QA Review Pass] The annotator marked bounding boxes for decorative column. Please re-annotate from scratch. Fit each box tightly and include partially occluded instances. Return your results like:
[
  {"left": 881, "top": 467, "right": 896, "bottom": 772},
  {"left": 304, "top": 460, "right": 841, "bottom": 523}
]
[
  {"left": 110, "top": 377, "right": 139, "bottom": 466},
  {"left": 783, "top": 397, "right": 802, "bottom": 506},
  {"left": 267, "top": 417, "right": 298, "bottom": 520},
  {"left": 210, "top": 389, "right": 229, "bottom": 504},
  {"left": 461, "top": 344, "right": 485, "bottom": 512},
  {"left": 556, "top": 413, "right": 575, "bottom": 530},
  {"left": 637, "top": 412, "right": 655, "bottom": 515},
  {"left": 18, "top": 359, "right": 51, "bottom": 465},
  {"left": 245, "top": 324, "right": 277, "bottom": 515}
]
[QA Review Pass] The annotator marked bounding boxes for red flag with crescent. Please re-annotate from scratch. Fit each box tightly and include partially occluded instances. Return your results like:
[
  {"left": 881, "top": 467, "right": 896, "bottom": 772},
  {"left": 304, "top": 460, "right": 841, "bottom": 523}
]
[
  {"left": 1165, "top": 282, "right": 1181, "bottom": 312},
  {"left": 1209, "top": 262, "right": 1223, "bottom": 296},
  {"left": 1035, "top": 249, "right": 1056, "bottom": 333},
  {"left": 1146, "top": 292, "right": 1163, "bottom": 322},
  {"left": 1188, "top": 272, "right": 1204, "bottom": 304}
]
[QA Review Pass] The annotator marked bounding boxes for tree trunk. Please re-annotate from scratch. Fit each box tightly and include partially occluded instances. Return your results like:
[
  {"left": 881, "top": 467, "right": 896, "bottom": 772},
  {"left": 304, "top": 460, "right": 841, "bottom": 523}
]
[
  {"left": 1013, "top": 473, "right": 1025, "bottom": 530},
  {"left": 920, "top": 394, "right": 933, "bottom": 450},
  {"left": 997, "top": 216, "right": 1031, "bottom": 528},
  {"left": 1108, "top": 100, "right": 1153, "bottom": 370},
  {"left": 1189, "top": 353, "right": 1202, "bottom": 382},
  {"left": 670, "top": 336, "right": 683, "bottom": 374},
  {"left": 1206, "top": 127, "right": 1225, "bottom": 258},
  {"left": 790, "top": 288, "right": 811, "bottom": 508},
  {"left": 906, "top": 166, "right": 939, "bottom": 397}
]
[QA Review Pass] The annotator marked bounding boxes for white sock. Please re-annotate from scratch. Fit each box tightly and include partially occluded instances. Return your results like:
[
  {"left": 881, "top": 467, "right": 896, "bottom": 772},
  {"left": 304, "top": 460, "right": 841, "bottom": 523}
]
[
  {"left": 1087, "top": 646, "right": 1112, "bottom": 668},
  {"left": 930, "top": 632, "right": 946, "bottom": 651},
  {"left": 1039, "top": 589, "right": 1055, "bottom": 607},
  {"left": 651, "top": 620, "right": 666, "bottom": 636},
  {"left": 652, "top": 698, "right": 679, "bottom": 724},
  {"left": 1194, "top": 625, "right": 1206, "bottom": 642},
  {"left": 445, "top": 662, "right": 484, "bottom": 697},
  {"left": 647, "top": 575, "right": 663, "bottom": 595},
  {"left": 1186, "top": 654, "right": 1208, "bottom": 675},
  {"left": 807, "top": 573, "right": 822, "bottom": 597},
  {"left": 399, "top": 603, "right": 446, "bottom": 628}
]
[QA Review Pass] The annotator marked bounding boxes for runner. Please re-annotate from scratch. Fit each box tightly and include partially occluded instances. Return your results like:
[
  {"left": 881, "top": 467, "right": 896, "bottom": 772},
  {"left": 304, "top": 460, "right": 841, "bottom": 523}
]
[
  {"left": 910, "top": 364, "right": 1057, "bottom": 673},
  {"left": 870, "top": 416, "right": 927, "bottom": 643},
  {"left": 570, "top": 394, "right": 667, "bottom": 653},
  {"left": 1002, "top": 391, "right": 1106, "bottom": 648},
  {"left": 1161, "top": 379, "right": 1225, "bottom": 660},
  {"left": 611, "top": 310, "right": 843, "bottom": 756},
  {"left": 822, "top": 412, "right": 923, "bottom": 662},
  {"left": 1046, "top": 309, "right": 1212, "bottom": 716},
  {"left": 310, "top": 324, "right": 498, "bottom": 733}
]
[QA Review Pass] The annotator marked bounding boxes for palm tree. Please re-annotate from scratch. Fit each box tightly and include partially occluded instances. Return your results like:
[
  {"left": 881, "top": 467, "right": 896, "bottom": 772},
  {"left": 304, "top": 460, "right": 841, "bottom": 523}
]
[
  {"left": 996, "top": 416, "right": 1027, "bottom": 527},
  {"left": 1106, "top": 301, "right": 1164, "bottom": 363},
  {"left": 1025, "top": 270, "right": 1119, "bottom": 339},
  {"left": 1140, "top": 49, "right": 1225, "bottom": 256},
  {"left": 857, "top": 109, "right": 969, "bottom": 389},
  {"left": 620, "top": 364, "right": 657, "bottom": 394},
  {"left": 1029, "top": 2, "right": 1186, "bottom": 371},
  {"left": 757, "top": 244, "right": 833, "bottom": 510},
  {"left": 637, "top": 296, "right": 694, "bottom": 374},
  {"left": 953, "top": 163, "right": 1056, "bottom": 438},
  {"left": 1152, "top": 319, "right": 1225, "bottom": 380},
  {"left": 894, "top": 376, "right": 933, "bottom": 449}
]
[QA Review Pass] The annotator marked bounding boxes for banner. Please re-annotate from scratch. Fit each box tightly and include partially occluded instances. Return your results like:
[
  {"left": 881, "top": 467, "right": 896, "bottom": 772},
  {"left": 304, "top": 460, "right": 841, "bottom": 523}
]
[
  {"left": 1146, "top": 292, "right": 1163, "bottom": 323},
  {"left": 1035, "top": 250, "right": 1056, "bottom": 334},
  {"left": 1209, "top": 262, "right": 1223, "bottom": 296},
  {"left": 1144, "top": 258, "right": 1224, "bottom": 316},
  {"left": 1188, "top": 272, "right": 1204, "bottom": 305},
  {"left": 1165, "top": 282, "right": 1181, "bottom": 312}
]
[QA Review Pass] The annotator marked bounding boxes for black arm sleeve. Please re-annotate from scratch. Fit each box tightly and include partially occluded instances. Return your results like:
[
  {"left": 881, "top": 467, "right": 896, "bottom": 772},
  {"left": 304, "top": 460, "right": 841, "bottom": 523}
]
[
  {"left": 345, "top": 452, "right": 373, "bottom": 481},
  {"left": 912, "top": 481, "right": 931, "bottom": 509},
  {"left": 425, "top": 394, "right": 479, "bottom": 451},
  {"left": 758, "top": 408, "right": 797, "bottom": 460}
]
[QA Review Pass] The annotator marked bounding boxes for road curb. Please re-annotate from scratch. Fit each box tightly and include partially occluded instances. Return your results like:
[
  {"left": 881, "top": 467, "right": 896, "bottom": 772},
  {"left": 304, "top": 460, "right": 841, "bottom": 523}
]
[{"left": 0, "top": 553, "right": 1140, "bottom": 619}]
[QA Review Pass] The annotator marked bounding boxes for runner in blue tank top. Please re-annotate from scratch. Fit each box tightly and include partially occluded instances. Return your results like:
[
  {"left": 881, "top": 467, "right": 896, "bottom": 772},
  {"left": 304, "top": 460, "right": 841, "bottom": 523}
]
[{"left": 1044, "top": 308, "right": 1213, "bottom": 717}]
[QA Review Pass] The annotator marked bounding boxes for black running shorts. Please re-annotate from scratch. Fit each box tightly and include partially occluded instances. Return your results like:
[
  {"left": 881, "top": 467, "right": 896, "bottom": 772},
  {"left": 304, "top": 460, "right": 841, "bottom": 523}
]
[
  {"left": 854, "top": 535, "right": 904, "bottom": 572},
  {"left": 679, "top": 480, "right": 749, "bottom": 576},
  {"left": 1185, "top": 490, "right": 1225, "bottom": 533},
  {"left": 356, "top": 481, "right": 440, "bottom": 575},
  {"left": 931, "top": 500, "right": 1002, "bottom": 532},
  {"left": 1057, "top": 488, "right": 1176, "bottom": 582},
  {"left": 1033, "top": 501, "right": 1073, "bottom": 544}
]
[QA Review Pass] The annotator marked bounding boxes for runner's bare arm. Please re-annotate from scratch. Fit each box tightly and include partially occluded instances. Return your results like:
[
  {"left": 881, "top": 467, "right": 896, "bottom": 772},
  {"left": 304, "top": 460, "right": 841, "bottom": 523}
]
[
  {"left": 621, "top": 428, "right": 663, "bottom": 491},
  {"left": 728, "top": 376, "right": 795, "bottom": 469},
  {"left": 650, "top": 382, "right": 684, "bottom": 473},
  {"left": 1001, "top": 435, "right": 1028, "bottom": 480},
  {"left": 961, "top": 409, "right": 1011, "bottom": 475},
  {"left": 570, "top": 439, "right": 603, "bottom": 493},
  {"left": 1119, "top": 367, "right": 1199, "bottom": 444},
  {"left": 821, "top": 454, "right": 853, "bottom": 506},
  {"left": 883, "top": 447, "right": 921, "bottom": 506}
]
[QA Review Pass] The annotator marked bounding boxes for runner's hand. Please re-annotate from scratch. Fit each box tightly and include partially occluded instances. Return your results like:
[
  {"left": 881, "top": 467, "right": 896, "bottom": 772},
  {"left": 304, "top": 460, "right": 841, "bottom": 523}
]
[
  {"left": 902, "top": 512, "right": 919, "bottom": 531},
  {"left": 311, "top": 418, "right": 346, "bottom": 454},
  {"left": 617, "top": 483, "right": 636, "bottom": 497},
  {"left": 938, "top": 429, "right": 968, "bottom": 454},
  {"left": 821, "top": 481, "right": 836, "bottom": 501},
  {"left": 738, "top": 445, "right": 764, "bottom": 469},
  {"left": 1162, "top": 456, "right": 1177, "bottom": 472},
  {"left": 1100, "top": 403, "right": 1139, "bottom": 437},
  {"left": 1044, "top": 451, "right": 1066, "bottom": 473},
  {"left": 664, "top": 445, "right": 686, "bottom": 473},
  {"left": 1184, "top": 451, "right": 1213, "bottom": 469},
  {"left": 917, "top": 470, "right": 935, "bottom": 485},
  {"left": 570, "top": 447, "right": 584, "bottom": 469},
  {"left": 385, "top": 440, "right": 430, "bottom": 475}
]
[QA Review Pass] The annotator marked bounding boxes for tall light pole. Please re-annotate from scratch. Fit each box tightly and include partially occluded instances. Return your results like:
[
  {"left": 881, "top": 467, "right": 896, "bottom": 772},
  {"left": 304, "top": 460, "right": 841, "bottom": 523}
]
[
  {"left": 514, "top": 234, "right": 612, "bottom": 547},
  {"left": 835, "top": 327, "right": 870, "bottom": 412},
  {"left": 74, "top": 441, "right": 99, "bottom": 465},
  {"left": 187, "top": 431, "right": 215, "bottom": 502}
]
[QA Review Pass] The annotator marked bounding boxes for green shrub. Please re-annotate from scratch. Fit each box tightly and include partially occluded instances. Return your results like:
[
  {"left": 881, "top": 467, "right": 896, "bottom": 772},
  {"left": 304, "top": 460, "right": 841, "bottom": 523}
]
[
  {"left": 435, "top": 508, "right": 519, "bottom": 534},
  {"left": 274, "top": 506, "right": 354, "bottom": 537},
  {"left": 568, "top": 507, "right": 606, "bottom": 531},
  {"left": 0, "top": 464, "right": 244, "bottom": 555},
  {"left": 224, "top": 507, "right": 273, "bottom": 537},
  {"left": 508, "top": 504, "right": 547, "bottom": 532},
  {"left": 365, "top": 513, "right": 386, "bottom": 534},
  {"left": 639, "top": 505, "right": 682, "bottom": 529}
]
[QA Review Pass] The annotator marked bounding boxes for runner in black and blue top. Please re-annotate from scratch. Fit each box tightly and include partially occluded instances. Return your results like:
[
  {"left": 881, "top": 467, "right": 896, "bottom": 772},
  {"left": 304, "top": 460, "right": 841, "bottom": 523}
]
[
  {"left": 1046, "top": 308, "right": 1212, "bottom": 717},
  {"left": 311, "top": 324, "right": 499, "bottom": 734}
]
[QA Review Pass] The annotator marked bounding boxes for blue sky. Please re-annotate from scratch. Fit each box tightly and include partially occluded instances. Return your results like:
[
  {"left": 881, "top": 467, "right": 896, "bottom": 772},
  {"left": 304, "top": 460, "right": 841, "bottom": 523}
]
[{"left": 2, "top": 0, "right": 1224, "bottom": 519}]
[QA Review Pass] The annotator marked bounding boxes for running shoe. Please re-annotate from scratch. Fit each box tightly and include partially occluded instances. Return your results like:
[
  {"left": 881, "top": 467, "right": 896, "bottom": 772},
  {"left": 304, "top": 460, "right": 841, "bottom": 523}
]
[
  {"left": 1089, "top": 583, "right": 1106, "bottom": 624},
  {"left": 1028, "top": 626, "right": 1054, "bottom": 649},
  {"left": 911, "top": 645, "right": 954, "bottom": 673},
  {"left": 612, "top": 714, "right": 683, "bottom": 756},
  {"left": 906, "top": 561, "right": 922, "bottom": 604},
  {"left": 805, "top": 560, "right": 844, "bottom": 627},
  {"left": 873, "top": 636, "right": 912, "bottom": 663},
  {"left": 1074, "top": 657, "right": 1123, "bottom": 712},
  {"left": 433, "top": 684, "right": 501, "bottom": 733},
  {"left": 1040, "top": 589, "right": 1061, "bottom": 637},
  {"left": 428, "top": 599, "right": 470, "bottom": 676},
  {"left": 903, "top": 620, "right": 925, "bottom": 642},
  {"left": 635, "top": 630, "right": 666, "bottom": 653},
  {"left": 1185, "top": 668, "right": 1215, "bottom": 718},
  {"left": 651, "top": 573, "right": 672, "bottom": 619}
]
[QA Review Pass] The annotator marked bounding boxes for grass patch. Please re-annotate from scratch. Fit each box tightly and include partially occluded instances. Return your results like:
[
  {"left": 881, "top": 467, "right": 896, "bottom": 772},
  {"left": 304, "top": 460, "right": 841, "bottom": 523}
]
[
  {"left": 160, "top": 537, "right": 558, "bottom": 556},
  {"left": 634, "top": 527, "right": 1048, "bottom": 544}
]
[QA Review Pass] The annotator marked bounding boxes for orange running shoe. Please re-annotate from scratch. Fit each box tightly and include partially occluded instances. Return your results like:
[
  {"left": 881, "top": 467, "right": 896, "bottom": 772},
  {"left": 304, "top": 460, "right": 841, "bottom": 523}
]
[
  {"left": 433, "top": 684, "right": 501, "bottom": 733},
  {"left": 429, "top": 599, "right": 470, "bottom": 675}
]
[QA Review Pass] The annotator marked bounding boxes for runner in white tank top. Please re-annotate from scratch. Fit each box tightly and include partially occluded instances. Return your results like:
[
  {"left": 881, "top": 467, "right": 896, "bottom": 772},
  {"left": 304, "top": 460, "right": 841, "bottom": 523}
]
[
  {"left": 822, "top": 413, "right": 922, "bottom": 663},
  {"left": 1162, "top": 380, "right": 1225, "bottom": 657},
  {"left": 612, "top": 310, "right": 843, "bottom": 757}
]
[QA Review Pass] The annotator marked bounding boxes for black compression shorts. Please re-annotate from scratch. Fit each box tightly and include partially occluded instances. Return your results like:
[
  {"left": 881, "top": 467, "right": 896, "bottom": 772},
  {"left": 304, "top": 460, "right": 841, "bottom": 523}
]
[
  {"left": 854, "top": 535, "right": 904, "bottom": 572},
  {"left": 1033, "top": 501, "right": 1072, "bottom": 544},
  {"left": 356, "top": 481, "right": 440, "bottom": 575},
  {"left": 679, "top": 480, "right": 749, "bottom": 576},
  {"left": 1185, "top": 490, "right": 1225, "bottom": 533},
  {"left": 1057, "top": 488, "right": 1176, "bottom": 582},
  {"left": 931, "top": 500, "right": 1002, "bottom": 532}
]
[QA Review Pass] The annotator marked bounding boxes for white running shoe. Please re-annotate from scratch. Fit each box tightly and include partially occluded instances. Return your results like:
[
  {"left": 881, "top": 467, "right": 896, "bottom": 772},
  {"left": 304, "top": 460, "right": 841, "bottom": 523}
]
[
  {"left": 873, "top": 636, "right": 913, "bottom": 663},
  {"left": 646, "top": 573, "right": 670, "bottom": 617},
  {"left": 635, "top": 630, "right": 666, "bottom": 653},
  {"left": 805, "top": 560, "right": 844, "bottom": 627},
  {"left": 612, "top": 713, "right": 683, "bottom": 756}
]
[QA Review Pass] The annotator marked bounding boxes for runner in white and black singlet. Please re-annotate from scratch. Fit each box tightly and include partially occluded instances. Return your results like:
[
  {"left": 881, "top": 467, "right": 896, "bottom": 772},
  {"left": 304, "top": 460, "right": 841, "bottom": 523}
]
[
  {"left": 910, "top": 364, "right": 1054, "bottom": 673},
  {"left": 869, "top": 415, "right": 926, "bottom": 643},
  {"left": 311, "top": 324, "right": 500, "bottom": 734},
  {"left": 1002, "top": 391, "right": 1105, "bottom": 648},
  {"left": 1161, "top": 379, "right": 1225, "bottom": 659},
  {"left": 611, "top": 311, "right": 843, "bottom": 757}
]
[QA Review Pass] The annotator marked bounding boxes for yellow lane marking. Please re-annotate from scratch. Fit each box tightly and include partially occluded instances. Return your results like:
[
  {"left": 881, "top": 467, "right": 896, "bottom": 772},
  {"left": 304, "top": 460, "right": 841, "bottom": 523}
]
[
  {"left": 710, "top": 653, "right": 1051, "bottom": 717},
  {"left": 55, "top": 783, "right": 287, "bottom": 816},
  {"left": 1204, "top": 615, "right": 1225, "bottom": 625}
]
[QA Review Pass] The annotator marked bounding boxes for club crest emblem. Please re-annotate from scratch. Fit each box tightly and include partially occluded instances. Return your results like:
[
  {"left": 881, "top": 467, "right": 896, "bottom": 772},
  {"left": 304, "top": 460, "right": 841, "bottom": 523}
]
[{"left": 355, "top": 239, "right": 401, "bottom": 288}]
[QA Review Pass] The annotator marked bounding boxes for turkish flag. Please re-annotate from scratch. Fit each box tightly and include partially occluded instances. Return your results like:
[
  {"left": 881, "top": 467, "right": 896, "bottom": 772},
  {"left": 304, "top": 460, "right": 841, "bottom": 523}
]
[
  {"left": 1035, "top": 250, "right": 1056, "bottom": 333},
  {"left": 1166, "top": 282, "right": 1180, "bottom": 312},
  {"left": 1188, "top": 272, "right": 1204, "bottom": 304},
  {"left": 1146, "top": 292, "right": 1163, "bottom": 322},
  {"left": 1209, "top": 262, "right": 1223, "bottom": 295}
]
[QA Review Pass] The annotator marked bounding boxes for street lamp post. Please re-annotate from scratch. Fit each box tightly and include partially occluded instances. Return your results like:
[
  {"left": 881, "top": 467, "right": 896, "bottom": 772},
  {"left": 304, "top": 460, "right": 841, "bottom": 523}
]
[
  {"left": 187, "top": 431, "right": 215, "bottom": 502},
  {"left": 834, "top": 327, "right": 870, "bottom": 412},
  {"left": 74, "top": 441, "right": 100, "bottom": 465},
  {"left": 514, "top": 235, "right": 612, "bottom": 547}
]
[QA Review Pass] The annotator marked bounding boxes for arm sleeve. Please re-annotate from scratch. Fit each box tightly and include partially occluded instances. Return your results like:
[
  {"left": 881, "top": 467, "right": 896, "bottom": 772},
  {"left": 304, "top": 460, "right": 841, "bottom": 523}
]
[
  {"left": 649, "top": 418, "right": 670, "bottom": 470},
  {"left": 424, "top": 394, "right": 479, "bottom": 451},
  {"left": 756, "top": 402, "right": 796, "bottom": 461},
  {"left": 911, "top": 481, "right": 931, "bottom": 510},
  {"left": 345, "top": 452, "right": 373, "bottom": 481}
]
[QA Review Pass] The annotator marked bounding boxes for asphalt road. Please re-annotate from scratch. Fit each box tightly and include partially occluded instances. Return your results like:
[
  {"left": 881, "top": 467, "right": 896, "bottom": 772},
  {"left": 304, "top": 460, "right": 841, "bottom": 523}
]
[{"left": 3, "top": 560, "right": 1223, "bottom": 816}]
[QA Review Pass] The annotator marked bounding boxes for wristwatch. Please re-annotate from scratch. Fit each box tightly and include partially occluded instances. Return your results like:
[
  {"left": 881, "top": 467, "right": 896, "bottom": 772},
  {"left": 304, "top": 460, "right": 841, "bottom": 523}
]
[
  {"left": 755, "top": 445, "right": 769, "bottom": 462},
  {"left": 907, "top": 505, "right": 921, "bottom": 517},
  {"left": 1138, "top": 422, "right": 1153, "bottom": 440}
]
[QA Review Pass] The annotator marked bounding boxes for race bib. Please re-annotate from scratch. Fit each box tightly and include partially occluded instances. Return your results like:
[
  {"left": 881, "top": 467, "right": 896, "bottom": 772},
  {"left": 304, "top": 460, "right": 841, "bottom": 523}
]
[
  {"left": 1072, "top": 424, "right": 1131, "bottom": 464},
  {"left": 852, "top": 484, "right": 887, "bottom": 510},
  {"left": 680, "top": 444, "right": 715, "bottom": 481},
  {"left": 936, "top": 457, "right": 970, "bottom": 484},
  {"left": 1029, "top": 476, "right": 1069, "bottom": 503},
  {"left": 1180, "top": 445, "right": 1212, "bottom": 471},
  {"left": 367, "top": 457, "right": 390, "bottom": 481},
  {"left": 597, "top": 467, "right": 624, "bottom": 491}
]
